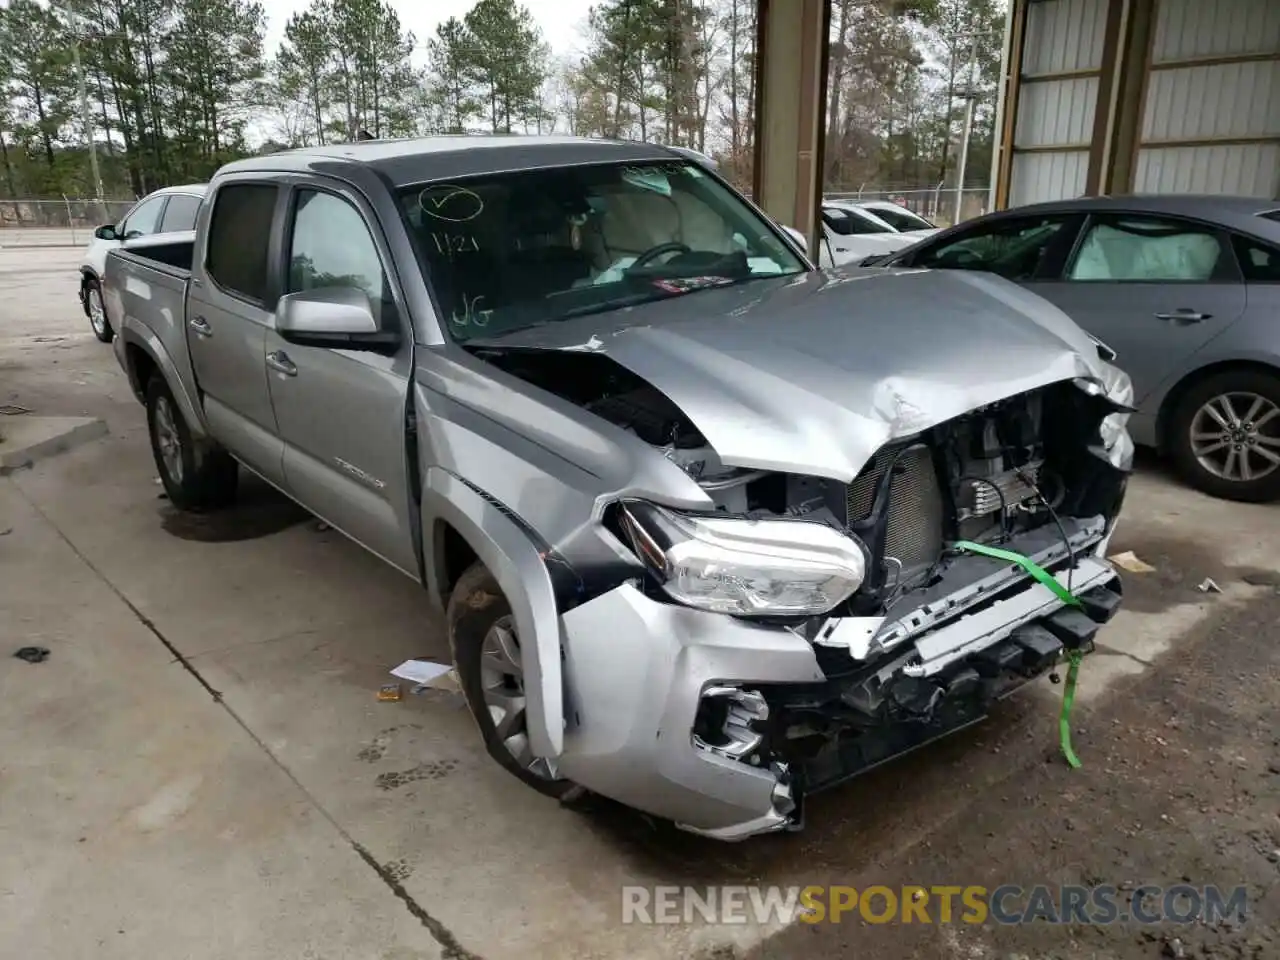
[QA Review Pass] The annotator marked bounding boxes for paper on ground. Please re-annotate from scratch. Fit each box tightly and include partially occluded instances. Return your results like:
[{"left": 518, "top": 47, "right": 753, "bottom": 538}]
[{"left": 390, "top": 659, "right": 453, "bottom": 685}]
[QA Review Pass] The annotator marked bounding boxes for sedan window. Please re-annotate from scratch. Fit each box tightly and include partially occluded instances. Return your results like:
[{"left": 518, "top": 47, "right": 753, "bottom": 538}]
[
  {"left": 1068, "top": 216, "right": 1225, "bottom": 282},
  {"left": 912, "top": 215, "right": 1071, "bottom": 280},
  {"left": 822, "top": 207, "right": 893, "bottom": 236},
  {"left": 1231, "top": 235, "right": 1280, "bottom": 282}
]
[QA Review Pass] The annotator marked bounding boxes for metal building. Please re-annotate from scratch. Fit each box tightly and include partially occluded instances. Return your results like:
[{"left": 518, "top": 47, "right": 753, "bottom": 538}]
[{"left": 990, "top": 0, "right": 1280, "bottom": 208}]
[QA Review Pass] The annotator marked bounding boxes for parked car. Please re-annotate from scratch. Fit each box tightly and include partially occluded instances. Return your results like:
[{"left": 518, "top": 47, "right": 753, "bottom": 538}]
[
  {"left": 816, "top": 202, "right": 919, "bottom": 264},
  {"left": 859, "top": 196, "right": 1280, "bottom": 502},
  {"left": 851, "top": 198, "right": 942, "bottom": 238},
  {"left": 104, "top": 136, "right": 1130, "bottom": 840},
  {"left": 80, "top": 184, "right": 206, "bottom": 342}
]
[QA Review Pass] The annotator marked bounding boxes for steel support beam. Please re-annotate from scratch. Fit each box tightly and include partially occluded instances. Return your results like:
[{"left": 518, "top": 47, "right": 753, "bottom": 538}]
[
  {"left": 752, "top": 0, "right": 831, "bottom": 261},
  {"left": 1089, "top": 0, "right": 1157, "bottom": 195}
]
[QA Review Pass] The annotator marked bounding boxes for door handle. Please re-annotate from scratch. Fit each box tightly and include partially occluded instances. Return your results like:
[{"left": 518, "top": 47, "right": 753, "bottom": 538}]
[
  {"left": 188, "top": 316, "right": 212, "bottom": 337},
  {"left": 266, "top": 350, "right": 297, "bottom": 377},
  {"left": 1154, "top": 309, "right": 1211, "bottom": 323}
]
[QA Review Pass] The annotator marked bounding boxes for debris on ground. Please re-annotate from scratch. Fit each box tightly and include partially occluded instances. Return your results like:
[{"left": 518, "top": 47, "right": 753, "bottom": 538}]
[
  {"left": 0, "top": 527, "right": 11, "bottom": 536},
  {"left": 376, "top": 683, "right": 402, "bottom": 702},
  {"left": 390, "top": 658, "right": 452, "bottom": 686},
  {"left": 1197, "top": 577, "right": 1222, "bottom": 593},
  {"left": 1109, "top": 550, "right": 1156, "bottom": 573},
  {"left": 0, "top": 404, "right": 32, "bottom": 415},
  {"left": 13, "top": 646, "right": 50, "bottom": 663},
  {"left": 315, "top": 521, "right": 331, "bottom": 532}
]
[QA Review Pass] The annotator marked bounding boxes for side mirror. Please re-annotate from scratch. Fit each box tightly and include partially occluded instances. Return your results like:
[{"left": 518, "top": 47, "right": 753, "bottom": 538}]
[
  {"left": 94, "top": 224, "right": 117, "bottom": 241},
  {"left": 276, "top": 286, "right": 396, "bottom": 351}
]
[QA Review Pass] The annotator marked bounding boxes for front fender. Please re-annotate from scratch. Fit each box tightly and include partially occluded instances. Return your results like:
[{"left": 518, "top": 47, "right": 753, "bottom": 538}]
[
  {"left": 118, "top": 320, "right": 209, "bottom": 440},
  {"left": 421, "top": 467, "right": 564, "bottom": 758}
]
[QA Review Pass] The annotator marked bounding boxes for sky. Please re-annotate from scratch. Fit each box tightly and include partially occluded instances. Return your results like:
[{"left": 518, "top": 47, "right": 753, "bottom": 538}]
[{"left": 261, "top": 0, "right": 600, "bottom": 63}]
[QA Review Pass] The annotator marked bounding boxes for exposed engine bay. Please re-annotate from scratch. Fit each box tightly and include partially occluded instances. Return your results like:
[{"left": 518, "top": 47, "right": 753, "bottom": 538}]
[{"left": 476, "top": 344, "right": 1129, "bottom": 823}]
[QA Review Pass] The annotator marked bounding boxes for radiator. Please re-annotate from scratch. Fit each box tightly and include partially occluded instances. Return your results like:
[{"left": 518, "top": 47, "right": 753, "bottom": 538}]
[{"left": 846, "top": 445, "right": 945, "bottom": 577}]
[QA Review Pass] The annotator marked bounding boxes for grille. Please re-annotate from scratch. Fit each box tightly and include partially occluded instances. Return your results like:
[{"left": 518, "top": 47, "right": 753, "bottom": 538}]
[{"left": 846, "top": 445, "right": 945, "bottom": 576}]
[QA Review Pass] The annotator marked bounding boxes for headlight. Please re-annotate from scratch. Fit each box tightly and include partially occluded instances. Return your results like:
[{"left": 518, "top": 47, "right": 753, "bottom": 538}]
[{"left": 618, "top": 501, "right": 867, "bottom": 616}]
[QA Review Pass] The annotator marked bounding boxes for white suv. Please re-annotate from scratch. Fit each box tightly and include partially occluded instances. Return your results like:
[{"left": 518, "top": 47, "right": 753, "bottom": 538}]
[{"left": 79, "top": 184, "right": 206, "bottom": 342}]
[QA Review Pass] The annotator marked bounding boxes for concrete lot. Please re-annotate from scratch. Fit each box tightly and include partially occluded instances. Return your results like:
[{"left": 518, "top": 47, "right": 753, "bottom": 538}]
[{"left": 1, "top": 244, "right": 1276, "bottom": 959}]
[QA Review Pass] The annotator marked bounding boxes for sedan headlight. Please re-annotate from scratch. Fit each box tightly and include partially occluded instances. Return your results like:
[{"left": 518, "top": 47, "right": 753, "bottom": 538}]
[{"left": 617, "top": 501, "right": 867, "bottom": 616}]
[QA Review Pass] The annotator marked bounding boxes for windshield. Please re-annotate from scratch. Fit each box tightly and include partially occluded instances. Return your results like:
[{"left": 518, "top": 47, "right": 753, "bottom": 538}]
[
  {"left": 396, "top": 160, "right": 806, "bottom": 342},
  {"left": 867, "top": 204, "right": 935, "bottom": 231}
]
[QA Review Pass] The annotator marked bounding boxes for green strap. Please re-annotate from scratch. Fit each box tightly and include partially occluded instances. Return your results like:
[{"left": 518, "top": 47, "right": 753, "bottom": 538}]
[
  {"left": 952, "top": 539, "right": 1085, "bottom": 768},
  {"left": 952, "top": 540, "right": 1081, "bottom": 607},
  {"left": 1059, "top": 650, "right": 1083, "bottom": 769}
]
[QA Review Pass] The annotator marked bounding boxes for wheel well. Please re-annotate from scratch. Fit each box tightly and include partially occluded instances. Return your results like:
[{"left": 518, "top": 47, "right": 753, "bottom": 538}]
[
  {"left": 125, "top": 343, "right": 159, "bottom": 401},
  {"left": 436, "top": 520, "right": 478, "bottom": 601},
  {"left": 1156, "top": 360, "right": 1280, "bottom": 453}
]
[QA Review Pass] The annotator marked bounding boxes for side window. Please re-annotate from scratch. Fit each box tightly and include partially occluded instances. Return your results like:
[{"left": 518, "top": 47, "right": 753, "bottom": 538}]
[
  {"left": 120, "top": 196, "right": 166, "bottom": 238},
  {"left": 206, "top": 183, "right": 277, "bottom": 303},
  {"left": 159, "top": 194, "right": 202, "bottom": 233},
  {"left": 913, "top": 216, "right": 1071, "bottom": 280},
  {"left": 1231, "top": 235, "right": 1280, "bottom": 282},
  {"left": 1067, "top": 215, "right": 1226, "bottom": 282},
  {"left": 823, "top": 207, "right": 891, "bottom": 236},
  {"left": 288, "top": 190, "right": 387, "bottom": 324}
]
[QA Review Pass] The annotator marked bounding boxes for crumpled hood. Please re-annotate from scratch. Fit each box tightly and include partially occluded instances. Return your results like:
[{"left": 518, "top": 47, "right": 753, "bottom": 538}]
[{"left": 485, "top": 268, "right": 1113, "bottom": 482}]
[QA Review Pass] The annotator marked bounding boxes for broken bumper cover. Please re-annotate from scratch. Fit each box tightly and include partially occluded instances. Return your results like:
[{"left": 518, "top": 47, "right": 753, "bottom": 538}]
[{"left": 557, "top": 551, "right": 1121, "bottom": 841}]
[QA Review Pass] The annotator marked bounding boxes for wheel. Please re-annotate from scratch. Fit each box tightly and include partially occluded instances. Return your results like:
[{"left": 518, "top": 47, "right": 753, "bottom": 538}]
[
  {"left": 447, "top": 562, "right": 581, "bottom": 801},
  {"left": 1167, "top": 369, "right": 1280, "bottom": 503},
  {"left": 84, "top": 277, "right": 113, "bottom": 343},
  {"left": 145, "top": 375, "right": 239, "bottom": 511}
]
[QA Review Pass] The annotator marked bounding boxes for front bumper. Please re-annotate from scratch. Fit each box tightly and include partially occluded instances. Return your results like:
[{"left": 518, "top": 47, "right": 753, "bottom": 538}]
[{"left": 558, "top": 544, "right": 1121, "bottom": 840}]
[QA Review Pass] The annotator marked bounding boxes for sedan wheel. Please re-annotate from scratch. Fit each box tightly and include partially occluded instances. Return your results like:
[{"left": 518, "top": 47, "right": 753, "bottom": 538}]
[
  {"left": 1169, "top": 370, "right": 1280, "bottom": 503},
  {"left": 1189, "top": 392, "right": 1280, "bottom": 484}
]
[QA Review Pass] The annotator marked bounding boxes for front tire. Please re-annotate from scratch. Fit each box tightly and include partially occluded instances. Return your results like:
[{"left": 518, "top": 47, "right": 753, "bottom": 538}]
[
  {"left": 84, "top": 277, "right": 113, "bottom": 343},
  {"left": 447, "top": 562, "right": 580, "bottom": 801},
  {"left": 1168, "top": 369, "right": 1280, "bottom": 503},
  {"left": 145, "top": 375, "right": 239, "bottom": 511}
]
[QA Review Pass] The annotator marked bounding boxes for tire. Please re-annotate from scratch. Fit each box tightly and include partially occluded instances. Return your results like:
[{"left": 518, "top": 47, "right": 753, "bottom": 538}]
[
  {"left": 1167, "top": 368, "right": 1280, "bottom": 503},
  {"left": 447, "top": 562, "right": 581, "bottom": 801},
  {"left": 84, "top": 277, "right": 113, "bottom": 343},
  {"left": 145, "top": 375, "right": 239, "bottom": 511}
]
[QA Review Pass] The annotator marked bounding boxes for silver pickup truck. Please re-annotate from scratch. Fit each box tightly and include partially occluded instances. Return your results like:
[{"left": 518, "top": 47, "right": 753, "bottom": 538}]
[{"left": 104, "top": 136, "right": 1134, "bottom": 841}]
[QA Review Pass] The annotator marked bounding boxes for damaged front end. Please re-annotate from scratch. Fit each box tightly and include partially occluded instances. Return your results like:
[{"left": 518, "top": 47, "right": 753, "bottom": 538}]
[{"left": 542, "top": 360, "right": 1132, "bottom": 839}]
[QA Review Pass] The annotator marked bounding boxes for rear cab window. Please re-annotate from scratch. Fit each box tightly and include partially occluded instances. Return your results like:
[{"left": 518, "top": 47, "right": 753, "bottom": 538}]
[{"left": 205, "top": 183, "right": 277, "bottom": 303}]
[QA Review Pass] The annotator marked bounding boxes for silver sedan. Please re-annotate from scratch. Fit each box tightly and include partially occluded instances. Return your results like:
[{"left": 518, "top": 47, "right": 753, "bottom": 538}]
[{"left": 867, "top": 195, "right": 1280, "bottom": 502}]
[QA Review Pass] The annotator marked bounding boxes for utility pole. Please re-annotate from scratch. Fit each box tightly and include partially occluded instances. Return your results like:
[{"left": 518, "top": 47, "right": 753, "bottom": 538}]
[
  {"left": 953, "top": 34, "right": 979, "bottom": 226},
  {"left": 70, "top": 38, "right": 103, "bottom": 201}
]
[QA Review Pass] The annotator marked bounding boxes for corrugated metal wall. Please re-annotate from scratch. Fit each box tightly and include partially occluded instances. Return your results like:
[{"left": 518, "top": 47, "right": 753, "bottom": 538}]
[
  {"left": 1008, "top": 0, "right": 1108, "bottom": 205},
  {"left": 1001, "top": 0, "right": 1280, "bottom": 206},
  {"left": 1134, "top": 0, "right": 1280, "bottom": 197}
]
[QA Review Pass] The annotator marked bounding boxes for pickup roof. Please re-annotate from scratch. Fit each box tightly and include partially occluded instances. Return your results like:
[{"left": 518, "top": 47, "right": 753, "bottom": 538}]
[{"left": 104, "top": 135, "right": 1133, "bottom": 840}]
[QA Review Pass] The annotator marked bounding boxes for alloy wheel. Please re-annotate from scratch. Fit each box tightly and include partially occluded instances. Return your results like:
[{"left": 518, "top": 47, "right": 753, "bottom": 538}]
[
  {"left": 153, "top": 395, "right": 185, "bottom": 485},
  {"left": 1189, "top": 391, "right": 1280, "bottom": 483},
  {"left": 88, "top": 288, "right": 107, "bottom": 337},
  {"left": 478, "top": 614, "right": 556, "bottom": 780}
]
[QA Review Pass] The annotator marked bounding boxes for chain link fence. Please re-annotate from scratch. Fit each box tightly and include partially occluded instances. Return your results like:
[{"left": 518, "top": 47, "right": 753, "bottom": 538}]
[
  {"left": 0, "top": 198, "right": 137, "bottom": 247},
  {"left": 824, "top": 186, "right": 992, "bottom": 228}
]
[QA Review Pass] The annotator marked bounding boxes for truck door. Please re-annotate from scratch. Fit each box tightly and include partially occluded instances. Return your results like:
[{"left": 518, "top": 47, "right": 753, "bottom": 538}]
[
  {"left": 263, "top": 184, "right": 419, "bottom": 578},
  {"left": 186, "top": 181, "right": 286, "bottom": 486}
]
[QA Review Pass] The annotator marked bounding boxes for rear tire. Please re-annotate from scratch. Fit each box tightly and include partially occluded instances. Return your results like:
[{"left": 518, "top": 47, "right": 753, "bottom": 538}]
[
  {"left": 1167, "top": 369, "right": 1280, "bottom": 503},
  {"left": 447, "top": 562, "right": 581, "bottom": 802},
  {"left": 84, "top": 278, "right": 113, "bottom": 343},
  {"left": 145, "top": 375, "right": 239, "bottom": 511}
]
